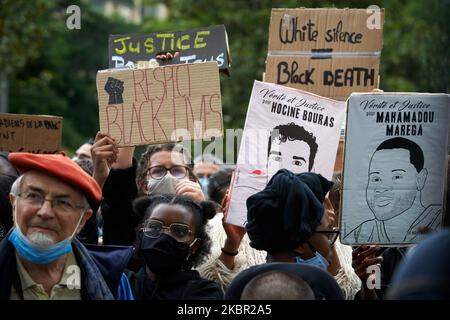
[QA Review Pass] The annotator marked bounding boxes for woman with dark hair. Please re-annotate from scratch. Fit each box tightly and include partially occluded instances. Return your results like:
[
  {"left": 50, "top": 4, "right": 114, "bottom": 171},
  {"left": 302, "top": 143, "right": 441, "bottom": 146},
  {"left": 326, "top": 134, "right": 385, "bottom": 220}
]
[
  {"left": 126, "top": 194, "right": 223, "bottom": 300},
  {"left": 92, "top": 133, "right": 204, "bottom": 246}
]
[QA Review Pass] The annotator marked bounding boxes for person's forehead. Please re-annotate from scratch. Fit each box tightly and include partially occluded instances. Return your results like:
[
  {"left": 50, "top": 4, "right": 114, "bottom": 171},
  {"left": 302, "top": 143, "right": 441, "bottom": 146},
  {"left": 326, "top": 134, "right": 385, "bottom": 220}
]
[
  {"left": 150, "top": 203, "right": 194, "bottom": 225},
  {"left": 22, "top": 171, "right": 84, "bottom": 199},
  {"left": 149, "top": 151, "right": 185, "bottom": 167}
]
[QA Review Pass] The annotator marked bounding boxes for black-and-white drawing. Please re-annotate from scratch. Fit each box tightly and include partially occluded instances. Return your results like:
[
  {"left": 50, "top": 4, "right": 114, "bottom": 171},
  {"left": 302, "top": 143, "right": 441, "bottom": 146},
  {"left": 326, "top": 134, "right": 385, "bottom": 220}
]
[
  {"left": 344, "top": 137, "right": 442, "bottom": 243},
  {"left": 266, "top": 122, "right": 318, "bottom": 180},
  {"left": 105, "top": 77, "right": 124, "bottom": 104}
]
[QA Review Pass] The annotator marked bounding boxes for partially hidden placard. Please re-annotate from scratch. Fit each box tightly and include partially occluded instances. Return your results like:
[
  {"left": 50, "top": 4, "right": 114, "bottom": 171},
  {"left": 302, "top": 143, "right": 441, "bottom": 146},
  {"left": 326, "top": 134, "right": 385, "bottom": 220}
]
[
  {"left": 109, "top": 25, "right": 231, "bottom": 75},
  {"left": 226, "top": 80, "right": 346, "bottom": 227},
  {"left": 0, "top": 113, "right": 62, "bottom": 153}
]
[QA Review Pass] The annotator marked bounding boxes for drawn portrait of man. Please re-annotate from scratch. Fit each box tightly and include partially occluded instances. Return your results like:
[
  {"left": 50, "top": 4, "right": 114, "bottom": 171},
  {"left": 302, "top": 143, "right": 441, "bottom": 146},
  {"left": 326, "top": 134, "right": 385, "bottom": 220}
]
[
  {"left": 345, "top": 137, "right": 442, "bottom": 243},
  {"left": 266, "top": 122, "right": 318, "bottom": 180}
]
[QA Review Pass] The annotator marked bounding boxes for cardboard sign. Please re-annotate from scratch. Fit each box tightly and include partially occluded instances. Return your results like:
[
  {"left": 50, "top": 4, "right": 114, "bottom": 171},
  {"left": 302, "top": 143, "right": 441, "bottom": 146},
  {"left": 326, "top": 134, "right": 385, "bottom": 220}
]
[
  {"left": 268, "top": 8, "right": 384, "bottom": 53},
  {"left": 265, "top": 55, "right": 380, "bottom": 100},
  {"left": 109, "top": 25, "right": 231, "bottom": 75},
  {"left": 96, "top": 62, "right": 223, "bottom": 146},
  {"left": 265, "top": 8, "right": 384, "bottom": 100},
  {"left": 0, "top": 113, "right": 62, "bottom": 153},
  {"left": 226, "top": 81, "right": 346, "bottom": 227},
  {"left": 341, "top": 93, "right": 450, "bottom": 245}
]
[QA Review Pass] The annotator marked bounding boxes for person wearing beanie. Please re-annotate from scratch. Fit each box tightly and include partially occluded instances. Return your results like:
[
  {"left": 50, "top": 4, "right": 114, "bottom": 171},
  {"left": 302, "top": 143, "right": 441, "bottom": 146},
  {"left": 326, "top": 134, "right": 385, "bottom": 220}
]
[
  {"left": 247, "top": 169, "right": 337, "bottom": 265},
  {"left": 245, "top": 169, "right": 344, "bottom": 298},
  {"left": 0, "top": 153, "right": 134, "bottom": 300}
]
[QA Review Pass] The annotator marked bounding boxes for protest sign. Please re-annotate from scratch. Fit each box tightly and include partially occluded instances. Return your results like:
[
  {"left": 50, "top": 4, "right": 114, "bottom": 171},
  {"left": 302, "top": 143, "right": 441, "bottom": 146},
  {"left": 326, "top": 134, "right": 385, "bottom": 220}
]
[
  {"left": 96, "top": 61, "right": 223, "bottom": 146},
  {"left": 109, "top": 25, "right": 231, "bottom": 75},
  {"left": 265, "top": 8, "right": 384, "bottom": 100},
  {"left": 265, "top": 55, "right": 380, "bottom": 101},
  {"left": 0, "top": 113, "right": 62, "bottom": 153},
  {"left": 341, "top": 93, "right": 450, "bottom": 245},
  {"left": 268, "top": 8, "right": 383, "bottom": 53},
  {"left": 226, "top": 80, "right": 346, "bottom": 227}
]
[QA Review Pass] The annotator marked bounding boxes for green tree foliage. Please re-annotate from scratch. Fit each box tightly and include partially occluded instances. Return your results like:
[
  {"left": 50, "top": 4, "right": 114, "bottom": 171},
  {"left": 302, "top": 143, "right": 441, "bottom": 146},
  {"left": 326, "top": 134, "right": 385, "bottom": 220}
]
[
  {"left": 7, "top": 0, "right": 134, "bottom": 151},
  {"left": 4, "top": 0, "right": 449, "bottom": 153}
]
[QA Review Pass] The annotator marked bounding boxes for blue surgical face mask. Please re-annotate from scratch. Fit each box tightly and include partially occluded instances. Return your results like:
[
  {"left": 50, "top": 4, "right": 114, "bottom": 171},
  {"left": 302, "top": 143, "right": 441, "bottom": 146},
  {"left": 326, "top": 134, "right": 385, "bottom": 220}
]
[
  {"left": 295, "top": 251, "right": 330, "bottom": 270},
  {"left": 8, "top": 202, "right": 85, "bottom": 264},
  {"left": 198, "top": 177, "right": 209, "bottom": 199}
]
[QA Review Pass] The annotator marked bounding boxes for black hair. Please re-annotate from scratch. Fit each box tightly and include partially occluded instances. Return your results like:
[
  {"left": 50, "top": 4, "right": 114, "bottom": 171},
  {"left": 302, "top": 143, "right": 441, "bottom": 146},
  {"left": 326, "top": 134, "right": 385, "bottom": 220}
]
[
  {"left": 375, "top": 137, "right": 424, "bottom": 173},
  {"left": 74, "top": 158, "right": 94, "bottom": 176},
  {"left": 241, "top": 270, "right": 315, "bottom": 300},
  {"left": 329, "top": 171, "right": 342, "bottom": 212},
  {"left": 136, "top": 143, "right": 195, "bottom": 196},
  {"left": 267, "top": 123, "right": 318, "bottom": 171},
  {"left": 0, "top": 152, "right": 20, "bottom": 177},
  {"left": 133, "top": 194, "right": 216, "bottom": 269},
  {"left": 207, "top": 167, "right": 234, "bottom": 205}
]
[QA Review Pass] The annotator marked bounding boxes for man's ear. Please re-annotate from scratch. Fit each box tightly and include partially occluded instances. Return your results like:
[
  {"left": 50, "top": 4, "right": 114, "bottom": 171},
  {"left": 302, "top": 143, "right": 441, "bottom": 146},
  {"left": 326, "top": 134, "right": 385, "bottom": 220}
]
[
  {"left": 416, "top": 168, "right": 428, "bottom": 191},
  {"left": 77, "top": 209, "right": 93, "bottom": 233}
]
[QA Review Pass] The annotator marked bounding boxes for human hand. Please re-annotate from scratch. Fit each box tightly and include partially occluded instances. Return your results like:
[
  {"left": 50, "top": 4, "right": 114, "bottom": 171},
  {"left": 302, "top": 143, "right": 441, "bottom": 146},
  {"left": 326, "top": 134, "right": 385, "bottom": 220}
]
[
  {"left": 91, "top": 132, "right": 118, "bottom": 188},
  {"left": 352, "top": 245, "right": 383, "bottom": 283},
  {"left": 221, "top": 190, "right": 246, "bottom": 250},
  {"left": 175, "top": 180, "right": 205, "bottom": 203},
  {"left": 155, "top": 51, "right": 180, "bottom": 60}
]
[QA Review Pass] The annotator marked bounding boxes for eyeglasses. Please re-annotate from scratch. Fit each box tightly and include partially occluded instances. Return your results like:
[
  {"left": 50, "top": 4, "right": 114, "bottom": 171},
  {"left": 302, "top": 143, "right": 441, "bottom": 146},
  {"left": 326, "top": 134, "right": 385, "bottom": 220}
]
[
  {"left": 315, "top": 228, "right": 340, "bottom": 245},
  {"left": 141, "top": 220, "right": 193, "bottom": 241},
  {"left": 147, "top": 165, "right": 188, "bottom": 180},
  {"left": 18, "top": 190, "right": 86, "bottom": 214}
]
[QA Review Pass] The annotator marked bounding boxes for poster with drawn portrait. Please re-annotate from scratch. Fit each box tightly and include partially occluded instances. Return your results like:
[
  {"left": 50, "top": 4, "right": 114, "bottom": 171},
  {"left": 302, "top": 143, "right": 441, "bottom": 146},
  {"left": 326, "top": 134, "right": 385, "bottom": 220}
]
[
  {"left": 341, "top": 93, "right": 450, "bottom": 246},
  {"left": 226, "top": 81, "right": 346, "bottom": 227}
]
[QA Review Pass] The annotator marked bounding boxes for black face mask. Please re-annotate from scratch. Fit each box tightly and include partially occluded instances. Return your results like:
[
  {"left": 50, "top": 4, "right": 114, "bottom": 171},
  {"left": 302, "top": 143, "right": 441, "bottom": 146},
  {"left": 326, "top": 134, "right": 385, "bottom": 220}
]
[
  {"left": 139, "top": 233, "right": 195, "bottom": 275},
  {"left": 0, "top": 173, "right": 16, "bottom": 239}
]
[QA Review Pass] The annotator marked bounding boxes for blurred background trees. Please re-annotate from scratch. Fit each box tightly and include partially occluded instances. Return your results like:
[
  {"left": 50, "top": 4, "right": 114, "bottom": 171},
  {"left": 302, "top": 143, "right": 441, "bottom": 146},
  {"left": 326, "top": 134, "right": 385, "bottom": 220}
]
[{"left": 1, "top": 0, "right": 449, "bottom": 154}]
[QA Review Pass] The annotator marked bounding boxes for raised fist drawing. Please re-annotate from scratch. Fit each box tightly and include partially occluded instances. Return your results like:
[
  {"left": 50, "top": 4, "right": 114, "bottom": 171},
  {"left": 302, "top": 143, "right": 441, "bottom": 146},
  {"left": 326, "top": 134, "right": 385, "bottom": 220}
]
[{"left": 105, "top": 77, "right": 124, "bottom": 104}]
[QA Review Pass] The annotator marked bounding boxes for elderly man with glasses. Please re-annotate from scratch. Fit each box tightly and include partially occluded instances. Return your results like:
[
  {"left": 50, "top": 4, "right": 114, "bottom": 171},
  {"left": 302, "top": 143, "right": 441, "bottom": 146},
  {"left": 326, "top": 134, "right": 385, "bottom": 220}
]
[{"left": 0, "top": 153, "right": 134, "bottom": 300}]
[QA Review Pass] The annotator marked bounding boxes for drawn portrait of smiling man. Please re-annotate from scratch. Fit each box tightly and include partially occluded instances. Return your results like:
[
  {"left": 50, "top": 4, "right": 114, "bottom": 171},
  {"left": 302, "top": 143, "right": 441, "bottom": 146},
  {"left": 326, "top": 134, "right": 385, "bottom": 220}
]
[
  {"left": 345, "top": 137, "right": 442, "bottom": 243},
  {"left": 266, "top": 122, "right": 318, "bottom": 181}
]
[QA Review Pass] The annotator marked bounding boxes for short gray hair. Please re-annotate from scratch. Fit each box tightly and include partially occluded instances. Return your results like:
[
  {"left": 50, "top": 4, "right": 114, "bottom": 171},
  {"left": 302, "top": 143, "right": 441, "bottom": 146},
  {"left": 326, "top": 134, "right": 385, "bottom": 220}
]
[
  {"left": 10, "top": 175, "right": 24, "bottom": 197},
  {"left": 241, "top": 270, "right": 315, "bottom": 300}
]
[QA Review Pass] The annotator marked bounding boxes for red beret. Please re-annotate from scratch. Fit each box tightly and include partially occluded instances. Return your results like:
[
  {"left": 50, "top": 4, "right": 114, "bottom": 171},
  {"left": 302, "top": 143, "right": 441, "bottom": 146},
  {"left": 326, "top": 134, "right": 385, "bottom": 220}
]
[{"left": 8, "top": 152, "right": 101, "bottom": 208}]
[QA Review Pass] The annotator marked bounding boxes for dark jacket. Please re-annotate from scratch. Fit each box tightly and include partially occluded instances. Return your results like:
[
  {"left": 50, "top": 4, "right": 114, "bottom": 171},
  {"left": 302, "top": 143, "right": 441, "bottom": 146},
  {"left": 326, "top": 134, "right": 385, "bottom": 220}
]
[
  {"left": 225, "top": 263, "right": 345, "bottom": 300},
  {"left": 126, "top": 267, "right": 223, "bottom": 300},
  {"left": 0, "top": 233, "right": 134, "bottom": 300},
  {"left": 101, "top": 160, "right": 139, "bottom": 246}
]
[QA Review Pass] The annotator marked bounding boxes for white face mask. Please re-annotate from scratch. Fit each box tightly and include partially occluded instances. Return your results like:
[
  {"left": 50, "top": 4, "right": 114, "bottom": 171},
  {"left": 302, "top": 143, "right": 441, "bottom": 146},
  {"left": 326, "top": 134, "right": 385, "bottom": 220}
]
[{"left": 147, "top": 173, "right": 189, "bottom": 195}]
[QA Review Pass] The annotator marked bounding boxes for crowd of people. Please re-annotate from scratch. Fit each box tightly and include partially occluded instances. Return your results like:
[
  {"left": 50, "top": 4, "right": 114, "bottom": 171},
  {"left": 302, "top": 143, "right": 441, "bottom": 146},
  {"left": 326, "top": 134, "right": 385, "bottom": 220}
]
[{"left": 0, "top": 129, "right": 449, "bottom": 300}]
